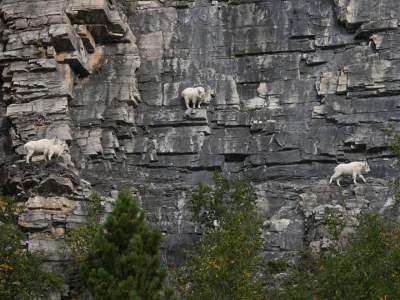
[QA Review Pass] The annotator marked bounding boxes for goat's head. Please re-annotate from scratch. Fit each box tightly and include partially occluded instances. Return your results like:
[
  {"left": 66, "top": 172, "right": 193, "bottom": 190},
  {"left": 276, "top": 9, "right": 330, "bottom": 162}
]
[
  {"left": 364, "top": 161, "right": 371, "bottom": 173},
  {"left": 196, "top": 86, "right": 206, "bottom": 99},
  {"left": 57, "top": 141, "right": 69, "bottom": 153}
]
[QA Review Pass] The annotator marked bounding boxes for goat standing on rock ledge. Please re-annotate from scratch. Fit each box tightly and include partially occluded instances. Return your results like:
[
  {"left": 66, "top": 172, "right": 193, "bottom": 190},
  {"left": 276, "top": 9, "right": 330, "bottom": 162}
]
[
  {"left": 182, "top": 86, "right": 206, "bottom": 110},
  {"left": 329, "top": 161, "right": 370, "bottom": 187},
  {"left": 24, "top": 138, "right": 69, "bottom": 164}
]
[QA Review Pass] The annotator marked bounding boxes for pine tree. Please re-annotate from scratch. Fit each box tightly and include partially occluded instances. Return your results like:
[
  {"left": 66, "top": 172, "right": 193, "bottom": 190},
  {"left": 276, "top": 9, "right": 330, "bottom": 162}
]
[{"left": 80, "top": 190, "right": 171, "bottom": 300}]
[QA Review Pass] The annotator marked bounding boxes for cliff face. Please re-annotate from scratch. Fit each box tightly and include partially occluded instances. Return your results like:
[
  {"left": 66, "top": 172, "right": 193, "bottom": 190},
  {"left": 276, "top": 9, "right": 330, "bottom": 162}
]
[
  {"left": 130, "top": 0, "right": 400, "bottom": 262},
  {"left": 0, "top": 0, "right": 141, "bottom": 274},
  {"left": 0, "top": 0, "right": 400, "bottom": 291}
]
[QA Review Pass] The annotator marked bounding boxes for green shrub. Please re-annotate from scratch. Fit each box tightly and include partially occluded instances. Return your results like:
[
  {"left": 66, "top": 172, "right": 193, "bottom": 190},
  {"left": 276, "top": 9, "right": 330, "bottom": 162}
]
[
  {"left": 66, "top": 192, "right": 103, "bottom": 263},
  {"left": 65, "top": 193, "right": 104, "bottom": 296},
  {"left": 276, "top": 214, "right": 400, "bottom": 300},
  {"left": 0, "top": 196, "right": 63, "bottom": 300},
  {"left": 385, "top": 126, "right": 400, "bottom": 203},
  {"left": 176, "top": 172, "right": 266, "bottom": 300}
]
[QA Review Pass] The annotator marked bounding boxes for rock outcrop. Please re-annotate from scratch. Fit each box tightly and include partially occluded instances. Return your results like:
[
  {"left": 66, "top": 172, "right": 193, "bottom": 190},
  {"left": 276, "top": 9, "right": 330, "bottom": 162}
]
[
  {"left": 0, "top": 0, "right": 140, "bottom": 296},
  {"left": 0, "top": 0, "right": 400, "bottom": 297}
]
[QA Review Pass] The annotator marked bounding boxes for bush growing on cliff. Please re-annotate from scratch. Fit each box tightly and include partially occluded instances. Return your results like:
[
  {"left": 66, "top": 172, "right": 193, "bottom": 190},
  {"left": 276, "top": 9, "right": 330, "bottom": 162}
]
[
  {"left": 65, "top": 192, "right": 104, "bottom": 297},
  {"left": 385, "top": 126, "right": 400, "bottom": 203},
  {"left": 67, "top": 192, "right": 103, "bottom": 263},
  {"left": 176, "top": 172, "right": 266, "bottom": 300},
  {"left": 274, "top": 214, "right": 400, "bottom": 300},
  {"left": 80, "top": 190, "right": 172, "bottom": 299},
  {"left": 0, "top": 196, "right": 63, "bottom": 300}
]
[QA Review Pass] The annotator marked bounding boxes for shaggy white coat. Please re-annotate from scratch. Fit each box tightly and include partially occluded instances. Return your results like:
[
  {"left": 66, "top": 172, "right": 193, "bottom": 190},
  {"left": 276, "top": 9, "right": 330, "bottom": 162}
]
[
  {"left": 181, "top": 86, "right": 206, "bottom": 109},
  {"left": 24, "top": 138, "right": 68, "bottom": 164},
  {"left": 329, "top": 161, "right": 370, "bottom": 186}
]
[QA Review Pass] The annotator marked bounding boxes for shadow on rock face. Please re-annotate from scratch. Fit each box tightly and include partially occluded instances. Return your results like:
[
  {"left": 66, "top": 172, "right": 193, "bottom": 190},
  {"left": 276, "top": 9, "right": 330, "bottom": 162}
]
[{"left": 37, "top": 175, "right": 74, "bottom": 196}]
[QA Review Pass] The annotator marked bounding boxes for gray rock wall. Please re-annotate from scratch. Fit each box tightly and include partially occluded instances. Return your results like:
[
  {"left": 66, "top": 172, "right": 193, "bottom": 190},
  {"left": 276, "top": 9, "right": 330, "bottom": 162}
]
[
  {"left": 128, "top": 0, "right": 400, "bottom": 263},
  {"left": 0, "top": 0, "right": 141, "bottom": 295},
  {"left": 0, "top": 0, "right": 400, "bottom": 292}
]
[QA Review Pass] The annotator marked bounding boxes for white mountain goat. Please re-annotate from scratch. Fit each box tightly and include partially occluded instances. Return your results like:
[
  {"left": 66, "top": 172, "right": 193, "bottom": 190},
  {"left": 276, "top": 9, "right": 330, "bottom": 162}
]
[
  {"left": 329, "top": 161, "right": 370, "bottom": 187},
  {"left": 181, "top": 86, "right": 206, "bottom": 109},
  {"left": 24, "top": 138, "right": 69, "bottom": 164}
]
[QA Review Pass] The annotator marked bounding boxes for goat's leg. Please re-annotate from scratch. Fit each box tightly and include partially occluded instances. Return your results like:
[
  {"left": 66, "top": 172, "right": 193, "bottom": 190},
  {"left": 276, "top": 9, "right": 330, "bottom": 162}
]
[
  {"left": 353, "top": 173, "right": 358, "bottom": 185},
  {"left": 336, "top": 178, "right": 341, "bottom": 187},
  {"left": 184, "top": 96, "right": 190, "bottom": 109},
  {"left": 48, "top": 150, "right": 54, "bottom": 161},
  {"left": 26, "top": 150, "right": 33, "bottom": 164},
  {"left": 359, "top": 174, "right": 367, "bottom": 183},
  {"left": 330, "top": 173, "right": 338, "bottom": 185},
  {"left": 329, "top": 174, "right": 335, "bottom": 184},
  {"left": 56, "top": 152, "right": 62, "bottom": 161},
  {"left": 192, "top": 96, "right": 197, "bottom": 109},
  {"left": 43, "top": 149, "right": 48, "bottom": 161}
]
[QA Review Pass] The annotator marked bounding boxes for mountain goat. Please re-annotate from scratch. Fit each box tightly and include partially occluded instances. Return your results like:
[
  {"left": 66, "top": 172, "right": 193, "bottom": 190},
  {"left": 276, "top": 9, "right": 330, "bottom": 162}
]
[
  {"left": 329, "top": 161, "right": 370, "bottom": 187},
  {"left": 24, "top": 138, "right": 69, "bottom": 164},
  {"left": 182, "top": 86, "right": 206, "bottom": 109}
]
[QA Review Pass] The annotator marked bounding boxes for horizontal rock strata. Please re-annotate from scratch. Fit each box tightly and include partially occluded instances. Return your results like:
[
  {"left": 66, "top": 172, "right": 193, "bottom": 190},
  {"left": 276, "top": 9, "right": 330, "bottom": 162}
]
[{"left": 0, "top": 1, "right": 400, "bottom": 297}]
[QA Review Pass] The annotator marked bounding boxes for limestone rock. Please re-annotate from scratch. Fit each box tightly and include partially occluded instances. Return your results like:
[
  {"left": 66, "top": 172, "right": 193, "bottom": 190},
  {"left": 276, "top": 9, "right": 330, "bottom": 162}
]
[{"left": 25, "top": 195, "right": 75, "bottom": 211}]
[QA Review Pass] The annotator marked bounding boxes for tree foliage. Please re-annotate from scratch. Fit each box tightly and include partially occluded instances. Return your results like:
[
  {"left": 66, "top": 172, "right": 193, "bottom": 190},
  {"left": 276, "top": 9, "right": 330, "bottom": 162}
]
[
  {"left": 177, "top": 172, "right": 266, "bottom": 300},
  {"left": 80, "top": 190, "right": 172, "bottom": 300},
  {"left": 274, "top": 214, "right": 400, "bottom": 300},
  {"left": 385, "top": 126, "right": 400, "bottom": 203},
  {"left": 65, "top": 192, "right": 104, "bottom": 296},
  {"left": 66, "top": 192, "right": 103, "bottom": 263},
  {"left": 0, "top": 196, "right": 63, "bottom": 300}
]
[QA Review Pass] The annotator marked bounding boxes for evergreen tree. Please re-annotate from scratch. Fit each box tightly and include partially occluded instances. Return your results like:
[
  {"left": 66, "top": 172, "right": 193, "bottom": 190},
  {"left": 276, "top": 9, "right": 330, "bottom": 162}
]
[
  {"left": 80, "top": 190, "right": 171, "bottom": 300},
  {"left": 177, "top": 172, "right": 266, "bottom": 300}
]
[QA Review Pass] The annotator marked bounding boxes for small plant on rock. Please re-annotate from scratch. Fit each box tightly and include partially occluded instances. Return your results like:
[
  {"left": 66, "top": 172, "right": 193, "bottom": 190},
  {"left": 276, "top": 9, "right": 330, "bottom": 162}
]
[
  {"left": 0, "top": 196, "right": 63, "bottom": 300},
  {"left": 274, "top": 214, "right": 400, "bottom": 300},
  {"left": 176, "top": 172, "right": 266, "bottom": 300}
]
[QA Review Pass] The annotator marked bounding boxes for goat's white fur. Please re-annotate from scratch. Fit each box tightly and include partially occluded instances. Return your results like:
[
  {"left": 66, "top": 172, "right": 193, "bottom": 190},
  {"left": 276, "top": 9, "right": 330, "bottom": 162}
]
[
  {"left": 24, "top": 138, "right": 69, "bottom": 164},
  {"left": 329, "top": 161, "right": 370, "bottom": 186},
  {"left": 181, "top": 86, "right": 206, "bottom": 109}
]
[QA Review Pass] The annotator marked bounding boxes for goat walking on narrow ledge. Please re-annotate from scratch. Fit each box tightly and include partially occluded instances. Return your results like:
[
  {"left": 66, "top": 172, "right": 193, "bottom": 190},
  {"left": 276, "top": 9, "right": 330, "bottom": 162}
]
[
  {"left": 329, "top": 161, "right": 370, "bottom": 187},
  {"left": 24, "top": 138, "right": 69, "bottom": 164}
]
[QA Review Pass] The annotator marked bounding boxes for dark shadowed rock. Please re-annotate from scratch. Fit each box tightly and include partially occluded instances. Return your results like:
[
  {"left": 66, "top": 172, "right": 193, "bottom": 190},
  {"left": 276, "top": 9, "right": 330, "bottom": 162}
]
[{"left": 38, "top": 175, "right": 74, "bottom": 195}]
